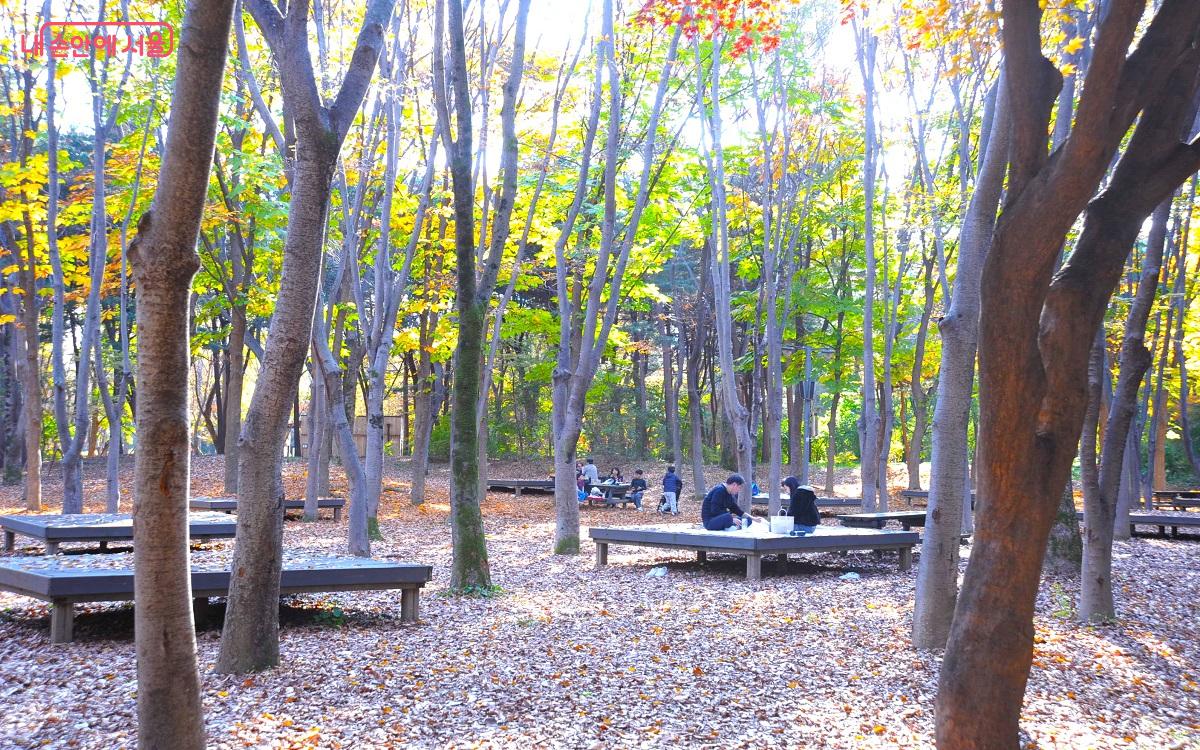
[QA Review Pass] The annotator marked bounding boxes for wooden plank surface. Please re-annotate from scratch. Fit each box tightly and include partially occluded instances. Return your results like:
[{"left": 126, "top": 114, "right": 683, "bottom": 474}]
[{"left": 0, "top": 512, "right": 236, "bottom": 542}]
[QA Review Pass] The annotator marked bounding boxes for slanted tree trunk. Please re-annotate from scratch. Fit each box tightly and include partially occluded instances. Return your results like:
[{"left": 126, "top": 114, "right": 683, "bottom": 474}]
[
  {"left": 1081, "top": 198, "right": 1170, "bottom": 619},
  {"left": 217, "top": 0, "right": 394, "bottom": 675},
  {"left": 912, "top": 74, "right": 1007, "bottom": 650},
  {"left": 938, "top": 3, "right": 1200, "bottom": 743},
  {"left": 129, "top": 1, "right": 235, "bottom": 744}
]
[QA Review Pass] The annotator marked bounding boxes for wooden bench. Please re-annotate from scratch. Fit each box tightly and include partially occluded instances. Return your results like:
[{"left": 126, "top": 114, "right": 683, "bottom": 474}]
[
  {"left": 189, "top": 496, "right": 344, "bottom": 522},
  {"left": 588, "top": 524, "right": 918, "bottom": 580},
  {"left": 897, "top": 489, "right": 976, "bottom": 507},
  {"left": 1076, "top": 511, "right": 1200, "bottom": 538},
  {"left": 751, "top": 493, "right": 862, "bottom": 514},
  {"left": 584, "top": 483, "right": 635, "bottom": 507},
  {"left": 1, "top": 512, "right": 237, "bottom": 555},
  {"left": 837, "top": 511, "right": 928, "bottom": 531},
  {"left": 487, "top": 479, "right": 555, "bottom": 496},
  {"left": 1150, "top": 491, "right": 1200, "bottom": 511},
  {"left": 0, "top": 551, "right": 432, "bottom": 643}
]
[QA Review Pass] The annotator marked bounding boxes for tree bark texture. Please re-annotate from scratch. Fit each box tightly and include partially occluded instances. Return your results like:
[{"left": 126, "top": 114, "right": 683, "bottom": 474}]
[
  {"left": 937, "top": 3, "right": 1200, "bottom": 745},
  {"left": 218, "top": 0, "right": 394, "bottom": 674},
  {"left": 129, "top": 2, "right": 235, "bottom": 746}
]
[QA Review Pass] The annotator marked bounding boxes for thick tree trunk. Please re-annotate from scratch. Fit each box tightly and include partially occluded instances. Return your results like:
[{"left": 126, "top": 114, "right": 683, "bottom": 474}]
[
  {"left": 129, "top": 1, "right": 235, "bottom": 744},
  {"left": 219, "top": 149, "right": 337, "bottom": 673},
  {"left": 938, "top": 4, "right": 1200, "bottom": 743}
]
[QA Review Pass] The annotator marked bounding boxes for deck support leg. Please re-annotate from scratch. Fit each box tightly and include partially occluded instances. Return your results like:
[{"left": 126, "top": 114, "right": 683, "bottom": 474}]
[
  {"left": 595, "top": 542, "right": 608, "bottom": 568},
  {"left": 193, "top": 597, "right": 212, "bottom": 629},
  {"left": 401, "top": 588, "right": 420, "bottom": 623},
  {"left": 696, "top": 551, "right": 707, "bottom": 564},
  {"left": 333, "top": 506, "right": 342, "bottom": 523},
  {"left": 3, "top": 530, "right": 13, "bottom": 551},
  {"left": 50, "top": 601, "right": 73, "bottom": 644},
  {"left": 899, "top": 547, "right": 913, "bottom": 571},
  {"left": 778, "top": 554, "right": 789, "bottom": 569},
  {"left": 45, "top": 541, "right": 59, "bottom": 555},
  {"left": 98, "top": 541, "right": 108, "bottom": 552},
  {"left": 746, "top": 553, "right": 762, "bottom": 581}
]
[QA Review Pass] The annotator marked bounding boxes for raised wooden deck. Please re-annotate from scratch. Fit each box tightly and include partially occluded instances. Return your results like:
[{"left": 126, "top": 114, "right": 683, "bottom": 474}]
[
  {"left": 751, "top": 493, "right": 862, "bottom": 513},
  {"left": 0, "top": 551, "right": 432, "bottom": 643},
  {"left": 1076, "top": 511, "right": 1200, "bottom": 538},
  {"left": 837, "top": 511, "right": 928, "bottom": 531},
  {"left": 189, "top": 496, "right": 344, "bottom": 521},
  {"left": 588, "top": 523, "right": 918, "bottom": 580},
  {"left": 486, "top": 479, "right": 555, "bottom": 496},
  {"left": 1, "top": 512, "right": 236, "bottom": 554}
]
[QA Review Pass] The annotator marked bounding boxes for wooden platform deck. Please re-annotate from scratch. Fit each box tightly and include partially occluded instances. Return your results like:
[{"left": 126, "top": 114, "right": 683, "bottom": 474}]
[
  {"left": 1150, "top": 490, "right": 1200, "bottom": 511},
  {"left": 486, "top": 479, "right": 555, "bottom": 496},
  {"left": 751, "top": 493, "right": 862, "bottom": 513},
  {"left": 588, "top": 523, "right": 918, "bottom": 580},
  {"left": 1, "top": 512, "right": 236, "bottom": 554},
  {"left": 0, "top": 551, "right": 432, "bottom": 643},
  {"left": 1077, "top": 511, "right": 1200, "bottom": 538},
  {"left": 837, "top": 511, "right": 928, "bottom": 531},
  {"left": 189, "top": 496, "right": 344, "bottom": 521}
]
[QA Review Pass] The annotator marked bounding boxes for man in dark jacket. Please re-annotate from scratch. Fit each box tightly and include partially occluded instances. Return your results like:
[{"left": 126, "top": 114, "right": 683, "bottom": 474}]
[
  {"left": 662, "top": 466, "right": 684, "bottom": 515},
  {"left": 701, "top": 475, "right": 751, "bottom": 531},
  {"left": 782, "top": 476, "right": 820, "bottom": 532}
]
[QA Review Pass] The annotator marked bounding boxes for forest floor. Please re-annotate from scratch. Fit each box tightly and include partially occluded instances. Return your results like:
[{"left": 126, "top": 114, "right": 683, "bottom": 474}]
[{"left": 0, "top": 455, "right": 1198, "bottom": 749}]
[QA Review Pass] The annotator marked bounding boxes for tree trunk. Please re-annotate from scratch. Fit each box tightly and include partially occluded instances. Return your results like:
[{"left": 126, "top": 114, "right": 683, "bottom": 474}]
[
  {"left": 314, "top": 329, "right": 370, "bottom": 556},
  {"left": 304, "top": 360, "right": 324, "bottom": 521},
  {"left": 938, "top": 4, "right": 1200, "bottom": 742},
  {"left": 223, "top": 304, "right": 246, "bottom": 493},
  {"left": 219, "top": 0, "right": 393, "bottom": 674},
  {"left": 129, "top": 1, "right": 234, "bottom": 744},
  {"left": 1082, "top": 198, "right": 1170, "bottom": 619},
  {"left": 854, "top": 20, "right": 881, "bottom": 514},
  {"left": 911, "top": 75, "right": 1007, "bottom": 650}
]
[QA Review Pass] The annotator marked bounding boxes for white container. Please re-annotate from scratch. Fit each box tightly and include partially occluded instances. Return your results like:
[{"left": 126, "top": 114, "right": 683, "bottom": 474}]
[{"left": 769, "top": 514, "right": 794, "bottom": 535}]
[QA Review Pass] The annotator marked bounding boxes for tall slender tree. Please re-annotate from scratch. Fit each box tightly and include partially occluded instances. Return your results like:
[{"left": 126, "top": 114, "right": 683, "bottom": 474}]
[{"left": 129, "top": 1, "right": 236, "bottom": 745}]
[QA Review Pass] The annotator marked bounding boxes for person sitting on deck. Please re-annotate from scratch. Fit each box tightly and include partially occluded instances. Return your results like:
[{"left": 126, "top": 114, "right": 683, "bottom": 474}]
[
  {"left": 701, "top": 474, "right": 752, "bottom": 531},
  {"left": 628, "top": 469, "right": 647, "bottom": 511},
  {"left": 782, "top": 476, "right": 820, "bottom": 533}
]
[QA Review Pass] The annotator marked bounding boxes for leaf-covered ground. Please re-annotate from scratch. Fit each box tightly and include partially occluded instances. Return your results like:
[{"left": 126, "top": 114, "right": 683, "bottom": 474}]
[{"left": 1, "top": 455, "right": 1197, "bottom": 749}]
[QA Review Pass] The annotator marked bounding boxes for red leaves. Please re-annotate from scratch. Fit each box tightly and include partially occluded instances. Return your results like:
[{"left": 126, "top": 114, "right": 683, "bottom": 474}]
[{"left": 635, "top": 0, "right": 787, "bottom": 57}]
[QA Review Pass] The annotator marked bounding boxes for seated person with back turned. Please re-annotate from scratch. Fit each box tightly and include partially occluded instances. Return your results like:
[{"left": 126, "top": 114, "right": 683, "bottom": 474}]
[
  {"left": 701, "top": 474, "right": 753, "bottom": 531},
  {"left": 782, "top": 476, "right": 820, "bottom": 533}
]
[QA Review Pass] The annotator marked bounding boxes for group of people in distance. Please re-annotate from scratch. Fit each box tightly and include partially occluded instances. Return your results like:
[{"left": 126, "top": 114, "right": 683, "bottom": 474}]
[
  {"left": 572, "top": 458, "right": 820, "bottom": 533},
  {"left": 701, "top": 474, "right": 820, "bottom": 534}
]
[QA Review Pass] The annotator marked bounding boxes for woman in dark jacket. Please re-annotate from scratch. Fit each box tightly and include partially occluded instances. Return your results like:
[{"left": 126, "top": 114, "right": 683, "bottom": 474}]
[{"left": 782, "top": 476, "right": 820, "bottom": 532}]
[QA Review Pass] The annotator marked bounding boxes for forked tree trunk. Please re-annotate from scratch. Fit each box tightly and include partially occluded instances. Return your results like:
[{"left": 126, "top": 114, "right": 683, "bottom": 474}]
[
  {"left": 938, "top": 4, "right": 1200, "bottom": 743},
  {"left": 218, "top": 0, "right": 394, "bottom": 674},
  {"left": 129, "top": 2, "right": 235, "bottom": 745}
]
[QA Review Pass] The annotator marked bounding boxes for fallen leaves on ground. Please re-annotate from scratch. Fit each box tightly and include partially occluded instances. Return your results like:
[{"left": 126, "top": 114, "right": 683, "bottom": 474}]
[{"left": 0, "top": 455, "right": 1196, "bottom": 749}]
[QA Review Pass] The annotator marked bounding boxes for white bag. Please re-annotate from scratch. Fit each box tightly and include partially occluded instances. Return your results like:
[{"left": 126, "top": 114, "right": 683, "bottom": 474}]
[{"left": 769, "top": 513, "right": 794, "bottom": 535}]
